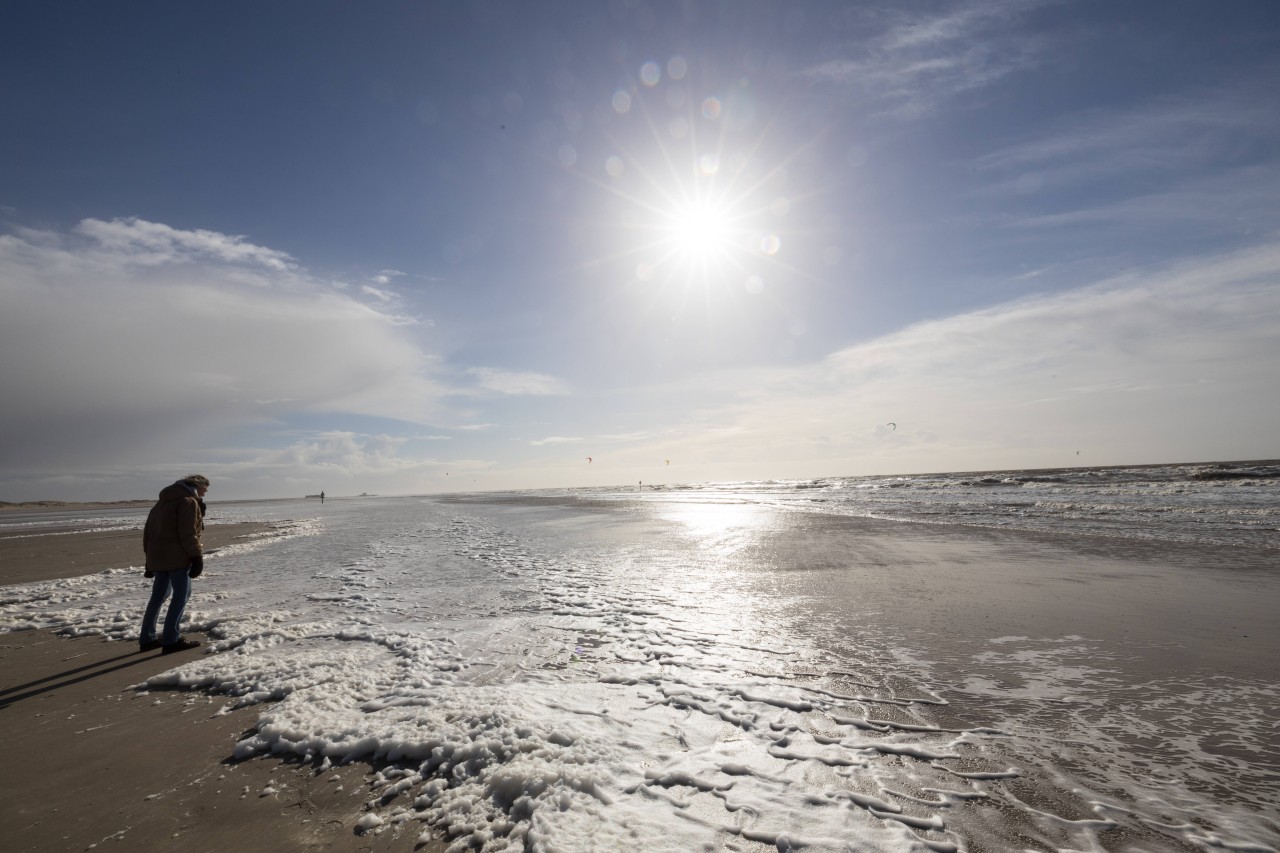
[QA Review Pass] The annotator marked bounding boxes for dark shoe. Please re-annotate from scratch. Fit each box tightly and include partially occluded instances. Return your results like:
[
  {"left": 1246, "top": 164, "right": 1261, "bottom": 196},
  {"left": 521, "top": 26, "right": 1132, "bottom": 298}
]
[
  {"left": 139, "top": 638, "right": 163, "bottom": 652},
  {"left": 161, "top": 638, "right": 201, "bottom": 655}
]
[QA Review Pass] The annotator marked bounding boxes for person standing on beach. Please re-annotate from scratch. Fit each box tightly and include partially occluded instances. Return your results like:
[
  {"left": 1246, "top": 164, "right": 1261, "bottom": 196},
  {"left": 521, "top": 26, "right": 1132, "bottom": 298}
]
[{"left": 139, "top": 474, "right": 208, "bottom": 654}]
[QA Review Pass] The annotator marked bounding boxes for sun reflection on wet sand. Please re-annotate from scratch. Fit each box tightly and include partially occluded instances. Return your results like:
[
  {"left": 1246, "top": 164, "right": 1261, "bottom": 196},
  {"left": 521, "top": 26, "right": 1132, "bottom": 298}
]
[{"left": 654, "top": 499, "right": 785, "bottom": 555}]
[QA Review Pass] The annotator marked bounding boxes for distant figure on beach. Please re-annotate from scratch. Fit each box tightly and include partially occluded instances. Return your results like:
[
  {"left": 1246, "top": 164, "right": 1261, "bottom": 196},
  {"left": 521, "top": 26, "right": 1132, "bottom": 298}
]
[
  {"left": 320, "top": 490, "right": 325, "bottom": 503},
  {"left": 139, "top": 474, "right": 208, "bottom": 654}
]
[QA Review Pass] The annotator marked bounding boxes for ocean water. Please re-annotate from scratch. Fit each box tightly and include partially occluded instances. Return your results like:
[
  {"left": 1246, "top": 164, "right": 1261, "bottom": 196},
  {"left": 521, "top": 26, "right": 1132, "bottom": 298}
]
[
  {"left": 580, "top": 460, "right": 1280, "bottom": 549},
  {"left": 1, "top": 461, "right": 1277, "bottom": 852}
]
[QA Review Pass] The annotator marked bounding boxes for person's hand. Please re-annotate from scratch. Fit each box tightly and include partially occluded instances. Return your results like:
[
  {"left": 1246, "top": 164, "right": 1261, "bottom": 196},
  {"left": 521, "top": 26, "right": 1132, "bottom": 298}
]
[
  {"left": 189, "top": 553, "right": 204, "bottom": 578},
  {"left": 144, "top": 570, "right": 154, "bottom": 579}
]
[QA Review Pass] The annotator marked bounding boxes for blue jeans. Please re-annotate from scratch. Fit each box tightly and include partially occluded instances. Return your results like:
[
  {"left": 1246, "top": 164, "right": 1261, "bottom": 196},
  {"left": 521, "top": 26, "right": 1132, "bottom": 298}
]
[{"left": 140, "top": 568, "right": 192, "bottom": 646}]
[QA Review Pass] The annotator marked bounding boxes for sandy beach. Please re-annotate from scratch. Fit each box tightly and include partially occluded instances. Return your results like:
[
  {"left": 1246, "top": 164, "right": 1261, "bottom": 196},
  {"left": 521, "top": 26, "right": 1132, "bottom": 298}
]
[
  {"left": 0, "top": 512, "right": 447, "bottom": 853},
  {"left": 0, "top": 519, "right": 270, "bottom": 586},
  {"left": 2, "top": 495, "right": 1276, "bottom": 852},
  {"left": 0, "top": 631, "right": 449, "bottom": 853},
  {"left": 0, "top": 500, "right": 155, "bottom": 511}
]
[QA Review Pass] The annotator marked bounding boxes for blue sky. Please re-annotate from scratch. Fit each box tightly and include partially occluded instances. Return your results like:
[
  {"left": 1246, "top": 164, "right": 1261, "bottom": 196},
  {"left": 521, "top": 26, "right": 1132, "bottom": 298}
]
[{"left": 2, "top": 0, "right": 1278, "bottom": 501}]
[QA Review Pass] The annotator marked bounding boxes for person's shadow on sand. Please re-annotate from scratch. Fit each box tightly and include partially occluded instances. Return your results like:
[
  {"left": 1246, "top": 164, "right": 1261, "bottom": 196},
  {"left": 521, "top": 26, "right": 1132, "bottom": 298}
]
[{"left": 0, "top": 648, "right": 164, "bottom": 709}]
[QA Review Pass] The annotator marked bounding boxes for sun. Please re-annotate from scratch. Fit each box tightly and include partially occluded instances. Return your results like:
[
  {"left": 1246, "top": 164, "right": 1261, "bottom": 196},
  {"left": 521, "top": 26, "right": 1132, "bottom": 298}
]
[
  {"left": 565, "top": 60, "right": 814, "bottom": 303},
  {"left": 665, "top": 198, "right": 735, "bottom": 263}
]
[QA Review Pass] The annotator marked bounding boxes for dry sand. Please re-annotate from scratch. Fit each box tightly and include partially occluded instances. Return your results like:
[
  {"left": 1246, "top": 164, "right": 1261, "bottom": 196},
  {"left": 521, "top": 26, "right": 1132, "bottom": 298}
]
[
  {"left": 0, "top": 521, "right": 268, "bottom": 586},
  {"left": 0, "top": 516, "right": 448, "bottom": 853},
  {"left": 0, "top": 500, "right": 155, "bottom": 511},
  {"left": 0, "top": 631, "right": 454, "bottom": 853}
]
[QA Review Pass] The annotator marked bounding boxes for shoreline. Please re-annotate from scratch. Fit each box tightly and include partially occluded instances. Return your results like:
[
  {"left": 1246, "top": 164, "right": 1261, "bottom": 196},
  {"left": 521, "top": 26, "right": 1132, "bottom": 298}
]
[
  {"left": 0, "top": 522, "right": 277, "bottom": 586},
  {"left": 0, "top": 499, "right": 154, "bottom": 512},
  {"left": 0, "top": 496, "right": 356, "bottom": 513}
]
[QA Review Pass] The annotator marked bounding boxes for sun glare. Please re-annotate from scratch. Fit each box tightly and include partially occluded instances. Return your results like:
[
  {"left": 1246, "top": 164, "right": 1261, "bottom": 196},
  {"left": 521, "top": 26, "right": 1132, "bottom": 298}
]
[
  {"left": 568, "top": 54, "right": 818, "bottom": 308},
  {"left": 667, "top": 199, "right": 734, "bottom": 262}
]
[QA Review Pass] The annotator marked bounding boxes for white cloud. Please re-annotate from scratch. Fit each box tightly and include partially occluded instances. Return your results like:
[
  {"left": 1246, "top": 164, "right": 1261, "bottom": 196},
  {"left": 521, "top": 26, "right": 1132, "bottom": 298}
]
[
  {"left": 975, "top": 91, "right": 1276, "bottom": 175},
  {"left": 0, "top": 219, "right": 446, "bottom": 490},
  {"left": 253, "top": 431, "right": 408, "bottom": 471},
  {"left": 972, "top": 88, "right": 1280, "bottom": 210},
  {"left": 372, "top": 268, "right": 406, "bottom": 285},
  {"left": 74, "top": 216, "right": 296, "bottom": 270},
  {"left": 803, "top": 1, "right": 1050, "bottom": 117},
  {"left": 361, "top": 284, "right": 395, "bottom": 301},
  {"left": 529, "top": 436, "right": 583, "bottom": 446},
  {"left": 585, "top": 242, "right": 1280, "bottom": 480},
  {"left": 234, "top": 431, "right": 443, "bottom": 481},
  {"left": 465, "top": 368, "right": 571, "bottom": 396},
  {"left": 883, "top": 4, "right": 1001, "bottom": 50},
  {"left": 962, "top": 83, "right": 1280, "bottom": 245},
  {"left": 184, "top": 431, "right": 459, "bottom": 499},
  {"left": 996, "top": 164, "right": 1280, "bottom": 232}
]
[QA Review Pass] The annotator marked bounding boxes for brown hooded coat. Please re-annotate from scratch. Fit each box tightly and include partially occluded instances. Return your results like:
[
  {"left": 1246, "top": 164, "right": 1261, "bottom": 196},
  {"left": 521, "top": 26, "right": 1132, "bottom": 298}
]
[{"left": 142, "top": 482, "right": 204, "bottom": 572}]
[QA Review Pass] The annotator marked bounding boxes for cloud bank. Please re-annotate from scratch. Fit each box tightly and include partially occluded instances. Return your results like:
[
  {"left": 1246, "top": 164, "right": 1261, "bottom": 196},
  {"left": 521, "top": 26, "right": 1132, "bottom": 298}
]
[
  {"left": 550, "top": 242, "right": 1280, "bottom": 484},
  {"left": 0, "top": 218, "right": 442, "bottom": 496}
]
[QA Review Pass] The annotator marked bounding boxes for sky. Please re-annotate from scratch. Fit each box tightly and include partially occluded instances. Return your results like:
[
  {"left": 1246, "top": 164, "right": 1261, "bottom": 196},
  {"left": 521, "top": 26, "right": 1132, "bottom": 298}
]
[{"left": 2, "top": 0, "right": 1278, "bottom": 501}]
